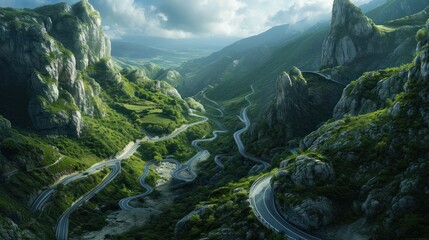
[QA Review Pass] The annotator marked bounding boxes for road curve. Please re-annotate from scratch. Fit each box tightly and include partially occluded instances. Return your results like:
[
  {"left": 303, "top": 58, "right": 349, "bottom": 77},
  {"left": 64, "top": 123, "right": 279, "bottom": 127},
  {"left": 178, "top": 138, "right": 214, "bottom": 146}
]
[
  {"left": 233, "top": 86, "right": 271, "bottom": 170},
  {"left": 214, "top": 154, "right": 225, "bottom": 169},
  {"left": 120, "top": 130, "right": 227, "bottom": 210},
  {"left": 139, "top": 110, "right": 208, "bottom": 144},
  {"left": 249, "top": 176, "right": 321, "bottom": 240},
  {"left": 32, "top": 109, "right": 211, "bottom": 239},
  {"left": 120, "top": 98, "right": 228, "bottom": 210},
  {"left": 56, "top": 161, "right": 121, "bottom": 240}
]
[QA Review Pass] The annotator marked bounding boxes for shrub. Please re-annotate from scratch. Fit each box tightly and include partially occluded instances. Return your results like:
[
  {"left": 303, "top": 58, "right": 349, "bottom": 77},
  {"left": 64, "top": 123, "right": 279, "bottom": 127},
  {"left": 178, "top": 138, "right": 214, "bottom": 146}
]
[{"left": 416, "top": 28, "right": 428, "bottom": 42}]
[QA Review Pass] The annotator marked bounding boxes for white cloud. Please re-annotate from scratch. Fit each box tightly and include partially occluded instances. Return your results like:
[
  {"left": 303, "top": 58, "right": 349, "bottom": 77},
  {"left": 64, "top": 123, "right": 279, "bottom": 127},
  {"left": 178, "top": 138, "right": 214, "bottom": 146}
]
[{"left": 0, "top": 0, "right": 367, "bottom": 39}]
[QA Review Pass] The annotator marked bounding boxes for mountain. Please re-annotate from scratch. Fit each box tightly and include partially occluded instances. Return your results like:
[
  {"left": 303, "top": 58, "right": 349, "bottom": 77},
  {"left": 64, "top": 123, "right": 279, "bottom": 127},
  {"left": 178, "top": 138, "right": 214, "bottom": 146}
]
[
  {"left": 172, "top": 1, "right": 429, "bottom": 239},
  {"left": 267, "top": 1, "right": 429, "bottom": 238},
  {"left": 178, "top": 20, "right": 315, "bottom": 97},
  {"left": 367, "top": 0, "right": 429, "bottom": 24},
  {"left": 0, "top": 1, "right": 193, "bottom": 238},
  {"left": 273, "top": 20, "right": 429, "bottom": 239},
  {"left": 0, "top": 1, "right": 110, "bottom": 136},
  {"left": 321, "top": 0, "right": 423, "bottom": 76},
  {"left": 246, "top": 68, "right": 344, "bottom": 155},
  {"left": 178, "top": 0, "right": 429, "bottom": 125}
]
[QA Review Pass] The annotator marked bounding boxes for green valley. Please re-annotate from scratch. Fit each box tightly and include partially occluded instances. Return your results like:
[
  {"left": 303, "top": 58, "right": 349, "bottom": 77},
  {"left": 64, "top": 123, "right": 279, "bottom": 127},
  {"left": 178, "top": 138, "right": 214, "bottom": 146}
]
[{"left": 1, "top": 0, "right": 429, "bottom": 239}]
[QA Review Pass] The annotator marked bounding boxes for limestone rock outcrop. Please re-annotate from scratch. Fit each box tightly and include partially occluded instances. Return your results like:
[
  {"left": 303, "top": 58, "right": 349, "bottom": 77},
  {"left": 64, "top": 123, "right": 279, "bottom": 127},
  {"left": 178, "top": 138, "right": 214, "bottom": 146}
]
[
  {"left": 250, "top": 67, "right": 343, "bottom": 152},
  {"left": 35, "top": 0, "right": 111, "bottom": 70},
  {"left": 272, "top": 154, "right": 336, "bottom": 230},
  {"left": 280, "top": 196, "right": 335, "bottom": 231},
  {"left": 0, "top": 0, "right": 109, "bottom": 137},
  {"left": 0, "top": 218, "right": 36, "bottom": 240},
  {"left": 291, "top": 155, "right": 336, "bottom": 187},
  {"left": 289, "top": 19, "right": 429, "bottom": 238},
  {"left": 321, "top": 0, "right": 377, "bottom": 68},
  {"left": 0, "top": 116, "right": 11, "bottom": 140},
  {"left": 321, "top": 0, "right": 420, "bottom": 74},
  {"left": 333, "top": 68, "right": 408, "bottom": 119},
  {"left": 267, "top": 68, "right": 308, "bottom": 128}
]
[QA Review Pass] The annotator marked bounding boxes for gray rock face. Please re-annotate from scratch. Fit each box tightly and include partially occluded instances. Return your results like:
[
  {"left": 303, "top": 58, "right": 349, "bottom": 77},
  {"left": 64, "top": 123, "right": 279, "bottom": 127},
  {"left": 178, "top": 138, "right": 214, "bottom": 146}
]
[
  {"left": 38, "top": 0, "right": 111, "bottom": 70},
  {"left": 280, "top": 196, "right": 335, "bottom": 230},
  {"left": 0, "top": 218, "right": 36, "bottom": 240},
  {"left": 0, "top": 1, "right": 109, "bottom": 137},
  {"left": 153, "top": 80, "right": 182, "bottom": 99},
  {"left": 253, "top": 67, "right": 343, "bottom": 151},
  {"left": 267, "top": 69, "right": 308, "bottom": 126},
  {"left": 321, "top": 0, "right": 376, "bottom": 68},
  {"left": 291, "top": 21, "right": 429, "bottom": 239},
  {"left": 273, "top": 154, "right": 336, "bottom": 230},
  {"left": 291, "top": 155, "right": 336, "bottom": 187},
  {"left": 333, "top": 70, "right": 407, "bottom": 119},
  {"left": 321, "top": 0, "right": 418, "bottom": 72},
  {"left": 0, "top": 115, "right": 12, "bottom": 140}
]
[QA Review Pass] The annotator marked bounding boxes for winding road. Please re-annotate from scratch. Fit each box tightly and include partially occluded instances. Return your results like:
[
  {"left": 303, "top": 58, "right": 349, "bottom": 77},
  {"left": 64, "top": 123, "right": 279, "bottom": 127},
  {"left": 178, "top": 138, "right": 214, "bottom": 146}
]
[
  {"left": 118, "top": 92, "right": 229, "bottom": 210},
  {"left": 31, "top": 109, "right": 215, "bottom": 239},
  {"left": 56, "top": 161, "right": 121, "bottom": 240},
  {"left": 233, "top": 86, "right": 271, "bottom": 170},
  {"left": 214, "top": 154, "right": 225, "bottom": 169},
  {"left": 120, "top": 129, "right": 227, "bottom": 210},
  {"left": 249, "top": 176, "right": 321, "bottom": 240},
  {"left": 234, "top": 86, "right": 320, "bottom": 239}
]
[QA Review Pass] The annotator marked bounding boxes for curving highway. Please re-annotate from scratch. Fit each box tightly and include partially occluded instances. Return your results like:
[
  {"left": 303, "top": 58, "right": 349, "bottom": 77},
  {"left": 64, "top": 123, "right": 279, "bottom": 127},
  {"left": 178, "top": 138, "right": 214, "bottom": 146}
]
[
  {"left": 172, "top": 130, "right": 226, "bottom": 181},
  {"left": 237, "top": 86, "right": 320, "bottom": 239},
  {"left": 138, "top": 110, "right": 209, "bottom": 144},
  {"left": 249, "top": 176, "right": 321, "bottom": 240},
  {"left": 120, "top": 129, "right": 227, "bottom": 210},
  {"left": 118, "top": 161, "right": 156, "bottom": 210},
  {"left": 214, "top": 154, "right": 225, "bottom": 169},
  {"left": 119, "top": 94, "right": 228, "bottom": 210},
  {"left": 32, "top": 108, "right": 214, "bottom": 239},
  {"left": 233, "top": 86, "right": 271, "bottom": 170},
  {"left": 56, "top": 161, "right": 121, "bottom": 240}
]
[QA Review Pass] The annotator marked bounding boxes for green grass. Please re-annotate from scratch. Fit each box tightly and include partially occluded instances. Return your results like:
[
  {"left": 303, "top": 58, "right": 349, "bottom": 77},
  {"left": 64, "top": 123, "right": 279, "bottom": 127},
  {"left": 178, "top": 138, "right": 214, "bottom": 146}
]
[{"left": 122, "top": 103, "right": 154, "bottom": 112}]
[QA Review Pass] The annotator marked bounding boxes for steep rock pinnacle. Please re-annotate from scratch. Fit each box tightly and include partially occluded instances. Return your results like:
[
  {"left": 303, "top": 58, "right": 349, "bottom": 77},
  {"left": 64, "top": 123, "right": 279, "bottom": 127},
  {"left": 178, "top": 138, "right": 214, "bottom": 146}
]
[{"left": 321, "top": 0, "right": 376, "bottom": 68}]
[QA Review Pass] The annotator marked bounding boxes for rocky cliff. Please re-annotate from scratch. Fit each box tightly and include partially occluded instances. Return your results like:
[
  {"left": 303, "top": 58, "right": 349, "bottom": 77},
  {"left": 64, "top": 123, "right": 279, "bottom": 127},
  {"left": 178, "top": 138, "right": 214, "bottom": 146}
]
[
  {"left": 248, "top": 67, "right": 343, "bottom": 154},
  {"left": 266, "top": 68, "right": 308, "bottom": 129},
  {"left": 321, "top": 0, "right": 377, "bottom": 67},
  {"left": 333, "top": 66, "right": 408, "bottom": 119},
  {"left": 273, "top": 18, "right": 429, "bottom": 239},
  {"left": 0, "top": 1, "right": 109, "bottom": 137},
  {"left": 321, "top": 0, "right": 422, "bottom": 77}
]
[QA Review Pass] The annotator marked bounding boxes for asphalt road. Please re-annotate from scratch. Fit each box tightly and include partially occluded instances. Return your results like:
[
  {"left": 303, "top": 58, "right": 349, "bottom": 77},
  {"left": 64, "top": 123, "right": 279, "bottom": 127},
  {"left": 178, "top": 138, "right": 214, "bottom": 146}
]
[
  {"left": 249, "top": 176, "right": 321, "bottom": 240},
  {"left": 120, "top": 99, "right": 228, "bottom": 210},
  {"left": 56, "top": 161, "right": 121, "bottom": 240},
  {"left": 233, "top": 86, "right": 271, "bottom": 169},
  {"left": 34, "top": 100, "right": 227, "bottom": 238},
  {"left": 214, "top": 154, "right": 225, "bottom": 169},
  {"left": 32, "top": 109, "right": 212, "bottom": 239}
]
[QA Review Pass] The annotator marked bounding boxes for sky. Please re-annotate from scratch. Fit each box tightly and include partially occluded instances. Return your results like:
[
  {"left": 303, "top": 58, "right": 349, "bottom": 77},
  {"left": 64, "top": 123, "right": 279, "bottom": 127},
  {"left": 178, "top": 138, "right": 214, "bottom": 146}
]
[{"left": 0, "top": 0, "right": 371, "bottom": 40}]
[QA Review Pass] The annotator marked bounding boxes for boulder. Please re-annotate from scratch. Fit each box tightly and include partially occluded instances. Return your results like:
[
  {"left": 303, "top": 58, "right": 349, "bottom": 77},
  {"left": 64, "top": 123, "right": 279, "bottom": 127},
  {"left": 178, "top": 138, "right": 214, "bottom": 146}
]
[
  {"left": 281, "top": 196, "right": 335, "bottom": 230},
  {"left": 0, "top": 115, "right": 12, "bottom": 140},
  {"left": 291, "top": 155, "right": 336, "bottom": 187}
]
